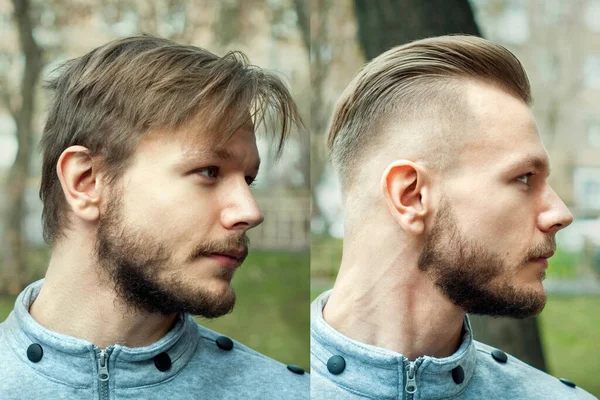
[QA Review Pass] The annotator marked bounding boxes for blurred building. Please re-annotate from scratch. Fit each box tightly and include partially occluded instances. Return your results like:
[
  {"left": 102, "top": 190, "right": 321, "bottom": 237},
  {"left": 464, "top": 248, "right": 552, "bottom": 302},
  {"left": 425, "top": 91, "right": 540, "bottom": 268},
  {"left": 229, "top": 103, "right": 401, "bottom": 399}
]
[{"left": 249, "top": 191, "right": 309, "bottom": 251}]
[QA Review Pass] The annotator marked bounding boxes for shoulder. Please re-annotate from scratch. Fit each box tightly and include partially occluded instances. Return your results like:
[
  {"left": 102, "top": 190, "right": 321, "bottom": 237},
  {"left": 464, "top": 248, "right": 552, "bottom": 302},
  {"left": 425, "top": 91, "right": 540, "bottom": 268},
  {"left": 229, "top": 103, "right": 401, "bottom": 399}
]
[
  {"left": 470, "top": 341, "right": 596, "bottom": 399},
  {"left": 189, "top": 320, "right": 309, "bottom": 399}
]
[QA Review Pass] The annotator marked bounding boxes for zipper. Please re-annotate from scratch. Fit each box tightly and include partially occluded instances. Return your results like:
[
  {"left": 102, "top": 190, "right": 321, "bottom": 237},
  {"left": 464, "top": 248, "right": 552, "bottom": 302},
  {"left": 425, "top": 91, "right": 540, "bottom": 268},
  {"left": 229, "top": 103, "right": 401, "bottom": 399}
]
[
  {"left": 404, "top": 360, "right": 418, "bottom": 400},
  {"left": 96, "top": 348, "right": 111, "bottom": 400}
]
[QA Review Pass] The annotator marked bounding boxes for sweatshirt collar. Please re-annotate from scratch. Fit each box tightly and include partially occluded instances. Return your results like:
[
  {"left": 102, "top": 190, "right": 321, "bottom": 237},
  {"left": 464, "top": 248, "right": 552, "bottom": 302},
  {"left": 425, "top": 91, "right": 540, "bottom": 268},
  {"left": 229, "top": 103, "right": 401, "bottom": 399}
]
[
  {"left": 2, "top": 279, "right": 199, "bottom": 388},
  {"left": 311, "top": 289, "right": 477, "bottom": 399}
]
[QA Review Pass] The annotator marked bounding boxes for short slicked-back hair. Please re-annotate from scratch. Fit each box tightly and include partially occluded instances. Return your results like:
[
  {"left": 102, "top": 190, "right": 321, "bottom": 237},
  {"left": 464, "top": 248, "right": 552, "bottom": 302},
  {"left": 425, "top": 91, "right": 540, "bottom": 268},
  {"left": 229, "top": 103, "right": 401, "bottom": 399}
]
[
  {"left": 40, "top": 35, "right": 301, "bottom": 245},
  {"left": 327, "top": 35, "right": 531, "bottom": 191}
]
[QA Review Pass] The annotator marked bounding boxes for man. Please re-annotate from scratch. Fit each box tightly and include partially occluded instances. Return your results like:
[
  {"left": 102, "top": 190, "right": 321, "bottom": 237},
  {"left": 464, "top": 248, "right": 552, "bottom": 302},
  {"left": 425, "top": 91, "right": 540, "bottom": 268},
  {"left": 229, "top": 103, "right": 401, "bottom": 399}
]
[
  {"left": 0, "top": 36, "right": 308, "bottom": 399},
  {"left": 311, "top": 35, "right": 596, "bottom": 399}
]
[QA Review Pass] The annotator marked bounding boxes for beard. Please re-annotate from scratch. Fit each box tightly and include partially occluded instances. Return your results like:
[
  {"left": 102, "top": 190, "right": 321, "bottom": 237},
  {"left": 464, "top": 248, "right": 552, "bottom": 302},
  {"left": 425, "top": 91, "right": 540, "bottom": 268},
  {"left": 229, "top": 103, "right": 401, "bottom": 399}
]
[
  {"left": 417, "top": 200, "right": 555, "bottom": 318},
  {"left": 94, "top": 188, "right": 248, "bottom": 318}
]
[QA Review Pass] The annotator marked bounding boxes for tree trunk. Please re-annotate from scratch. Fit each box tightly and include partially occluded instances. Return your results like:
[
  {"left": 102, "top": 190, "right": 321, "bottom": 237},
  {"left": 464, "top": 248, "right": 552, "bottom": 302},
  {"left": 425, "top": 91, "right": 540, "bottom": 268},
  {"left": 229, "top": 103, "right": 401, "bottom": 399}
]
[
  {"left": 1, "top": 0, "right": 43, "bottom": 295},
  {"left": 296, "top": 0, "right": 331, "bottom": 231},
  {"left": 352, "top": 0, "right": 546, "bottom": 372},
  {"left": 354, "top": 0, "right": 480, "bottom": 60}
]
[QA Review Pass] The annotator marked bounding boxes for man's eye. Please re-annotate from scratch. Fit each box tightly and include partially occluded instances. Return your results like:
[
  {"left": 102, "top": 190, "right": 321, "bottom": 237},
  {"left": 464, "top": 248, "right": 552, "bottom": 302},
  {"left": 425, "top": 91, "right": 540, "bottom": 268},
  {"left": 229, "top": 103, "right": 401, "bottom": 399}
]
[
  {"left": 196, "top": 166, "right": 219, "bottom": 179},
  {"left": 517, "top": 172, "right": 534, "bottom": 185}
]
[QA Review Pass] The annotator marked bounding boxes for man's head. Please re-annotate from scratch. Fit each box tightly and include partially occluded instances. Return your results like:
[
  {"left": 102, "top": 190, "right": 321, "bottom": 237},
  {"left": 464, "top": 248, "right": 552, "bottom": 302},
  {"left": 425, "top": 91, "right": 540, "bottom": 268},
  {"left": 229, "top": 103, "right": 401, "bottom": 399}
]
[
  {"left": 39, "top": 36, "right": 301, "bottom": 317},
  {"left": 329, "top": 35, "right": 573, "bottom": 318}
]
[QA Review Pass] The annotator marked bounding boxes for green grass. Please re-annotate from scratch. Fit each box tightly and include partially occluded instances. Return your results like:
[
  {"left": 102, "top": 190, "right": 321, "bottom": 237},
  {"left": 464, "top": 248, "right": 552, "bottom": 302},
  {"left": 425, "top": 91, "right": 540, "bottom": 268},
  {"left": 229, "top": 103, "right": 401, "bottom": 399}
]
[
  {"left": 311, "top": 235, "right": 342, "bottom": 280},
  {"left": 201, "top": 250, "right": 309, "bottom": 370},
  {"left": 0, "top": 250, "right": 310, "bottom": 371},
  {"left": 539, "top": 296, "right": 600, "bottom": 397}
]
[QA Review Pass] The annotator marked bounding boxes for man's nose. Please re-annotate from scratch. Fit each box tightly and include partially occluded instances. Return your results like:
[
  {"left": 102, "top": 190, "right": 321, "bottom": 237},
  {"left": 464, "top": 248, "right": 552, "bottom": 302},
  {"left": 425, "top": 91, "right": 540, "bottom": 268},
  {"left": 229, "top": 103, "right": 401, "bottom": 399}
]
[
  {"left": 538, "top": 185, "right": 574, "bottom": 235},
  {"left": 220, "top": 181, "right": 264, "bottom": 231}
]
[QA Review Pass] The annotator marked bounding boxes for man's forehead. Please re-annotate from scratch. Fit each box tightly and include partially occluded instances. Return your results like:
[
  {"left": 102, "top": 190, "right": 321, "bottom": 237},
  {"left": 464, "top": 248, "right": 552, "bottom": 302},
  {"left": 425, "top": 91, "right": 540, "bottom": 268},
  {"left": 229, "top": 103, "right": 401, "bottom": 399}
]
[
  {"left": 459, "top": 136, "right": 550, "bottom": 174},
  {"left": 179, "top": 126, "right": 261, "bottom": 170},
  {"left": 456, "top": 81, "right": 546, "bottom": 155},
  {"left": 181, "top": 116, "right": 255, "bottom": 143}
]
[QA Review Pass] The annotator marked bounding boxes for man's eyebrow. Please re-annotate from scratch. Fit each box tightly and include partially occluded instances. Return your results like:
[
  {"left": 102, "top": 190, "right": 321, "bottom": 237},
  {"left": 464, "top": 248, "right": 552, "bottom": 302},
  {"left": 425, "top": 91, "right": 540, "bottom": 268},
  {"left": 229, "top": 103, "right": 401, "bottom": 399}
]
[
  {"left": 508, "top": 155, "right": 551, "bottom": 175},
  {"left": 215, "top": 148, "right": 261, "bottom": 172},
  {"left": 214, "top": 148, "right": 236, "bottom": 161},
  {"left": 181, "top": 148, "right": 261, "bottom": 172}
]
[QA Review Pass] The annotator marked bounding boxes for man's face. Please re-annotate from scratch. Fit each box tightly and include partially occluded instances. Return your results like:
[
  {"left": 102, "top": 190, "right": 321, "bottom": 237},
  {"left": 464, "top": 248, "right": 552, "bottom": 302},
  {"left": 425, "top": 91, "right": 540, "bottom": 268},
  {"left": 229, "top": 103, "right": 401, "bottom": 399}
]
[
  {"left": 418, "top": 82, "right": 573, "bottom": 318},
  {"left": 94, "top": 123, "right": 263, "bottom": 317}
]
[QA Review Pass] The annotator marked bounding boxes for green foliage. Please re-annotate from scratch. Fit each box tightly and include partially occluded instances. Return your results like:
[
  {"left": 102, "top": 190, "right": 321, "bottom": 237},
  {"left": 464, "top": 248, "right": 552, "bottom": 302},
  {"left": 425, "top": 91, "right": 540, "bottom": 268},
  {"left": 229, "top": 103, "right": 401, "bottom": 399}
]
[
  {"left": 0, "top": 250, "right": 309, "bottom": 371},
  {"left": 547, "top": 247, "right": 580, "bottom": 279}
]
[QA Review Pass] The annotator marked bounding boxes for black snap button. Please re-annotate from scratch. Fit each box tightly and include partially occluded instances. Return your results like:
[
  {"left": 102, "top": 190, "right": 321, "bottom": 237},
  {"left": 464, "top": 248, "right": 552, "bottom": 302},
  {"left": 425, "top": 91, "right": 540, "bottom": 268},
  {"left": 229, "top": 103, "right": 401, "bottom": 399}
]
[
  {"left": 27, "top": 343, "right": 43, "bottom": 363},
  {"left": 452, "top": 365, "right": 464, "bottom": 384},
  {"left": 327, "top": 355, "right": 346, "bottom": 375},
  {"left": 153, "top": 352, "right": 171, "bottom": 372},
  {"left": 491, "top": 349, "right": 508, "bottom": 363},
  {"left": 216, "top": 336, "right": 234, "bottom": 351},
  {"left": 287, "top": 364, "right": 305, "bottom": 375},
  {"left": 559, "top": 378, "right": 576, "bottom": 388}
]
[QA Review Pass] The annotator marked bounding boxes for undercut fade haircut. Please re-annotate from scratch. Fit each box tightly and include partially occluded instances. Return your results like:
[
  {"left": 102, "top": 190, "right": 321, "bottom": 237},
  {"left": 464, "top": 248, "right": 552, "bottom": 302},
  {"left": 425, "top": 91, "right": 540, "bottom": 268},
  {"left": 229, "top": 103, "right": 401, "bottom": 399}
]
[
  {"left": 327, "top": 35, "right": 531, "bottom": 192},
  {"left": 40, "top": 35, "right": 302, "bottom": 245}
]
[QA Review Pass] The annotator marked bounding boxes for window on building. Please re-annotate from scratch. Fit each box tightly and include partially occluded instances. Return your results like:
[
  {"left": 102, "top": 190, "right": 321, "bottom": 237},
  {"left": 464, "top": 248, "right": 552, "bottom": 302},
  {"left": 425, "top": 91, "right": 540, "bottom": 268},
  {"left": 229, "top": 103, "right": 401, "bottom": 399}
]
[
  {"left": 584, "top": 56, "right": 600, "bottom": 90},
  {"left": 588, "top": 121, "right": 600, "bottom": 148},
  {"left": 585, "top": 0, "right": 600, "bottom": 32},
  {"left": 574, "top": 168, "right": 600, "bottom": 211}
]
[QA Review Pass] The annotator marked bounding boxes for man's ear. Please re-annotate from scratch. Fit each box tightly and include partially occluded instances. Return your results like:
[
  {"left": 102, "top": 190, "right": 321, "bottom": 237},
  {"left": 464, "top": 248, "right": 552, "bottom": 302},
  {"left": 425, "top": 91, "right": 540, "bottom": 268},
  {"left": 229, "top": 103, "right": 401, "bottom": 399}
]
[
  {"left": 381, "top": 160, "right": 429, "bottom": 236},
  {"left": 56, "top": 146, "right": 102, "bottom": 223}
]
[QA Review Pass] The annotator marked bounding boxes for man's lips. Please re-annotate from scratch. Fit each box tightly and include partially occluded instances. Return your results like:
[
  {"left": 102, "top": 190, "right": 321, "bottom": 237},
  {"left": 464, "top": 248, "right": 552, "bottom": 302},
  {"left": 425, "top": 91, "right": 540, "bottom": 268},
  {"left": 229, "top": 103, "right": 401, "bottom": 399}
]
[
  {"left": 529, "top": 251, "right": 554, "bottom": 268},
  {"left": 540, "top": 250, "right": 555, "bottom": 259},
  {"left": 204, "top": 249, "right": 248, "bottom": 267}
]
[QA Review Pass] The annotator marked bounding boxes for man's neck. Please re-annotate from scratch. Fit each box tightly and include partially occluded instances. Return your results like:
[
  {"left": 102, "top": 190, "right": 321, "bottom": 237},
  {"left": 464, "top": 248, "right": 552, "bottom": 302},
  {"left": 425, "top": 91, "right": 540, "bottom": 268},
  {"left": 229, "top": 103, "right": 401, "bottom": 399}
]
[
  {"left": 323, "top": 249, "right": 465, "bottom": 361},
  {"left": 29, "top": 242, "right": 177, "bottom": 349}
]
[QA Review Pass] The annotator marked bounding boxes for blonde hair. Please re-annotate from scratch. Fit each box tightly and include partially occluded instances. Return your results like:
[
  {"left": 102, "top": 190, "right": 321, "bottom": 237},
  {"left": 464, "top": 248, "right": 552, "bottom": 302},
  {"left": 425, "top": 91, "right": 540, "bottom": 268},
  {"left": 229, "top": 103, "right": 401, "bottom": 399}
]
[
  {"left": 40, "top": 35, "right": 301, "bottom": 245},
  {"left": 327, "top": 35, "right": 531, "bottom": 191}
]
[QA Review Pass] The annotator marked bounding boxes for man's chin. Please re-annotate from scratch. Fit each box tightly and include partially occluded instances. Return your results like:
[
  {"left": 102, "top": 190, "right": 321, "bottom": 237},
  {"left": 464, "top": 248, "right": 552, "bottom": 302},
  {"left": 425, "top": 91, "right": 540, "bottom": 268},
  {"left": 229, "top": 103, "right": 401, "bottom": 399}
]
[
  {"left": 181, "top": 283, "right": 237, "bottom": 318},
  {"left": 464, "top": 290, "right": 547, "bottom": 319}
]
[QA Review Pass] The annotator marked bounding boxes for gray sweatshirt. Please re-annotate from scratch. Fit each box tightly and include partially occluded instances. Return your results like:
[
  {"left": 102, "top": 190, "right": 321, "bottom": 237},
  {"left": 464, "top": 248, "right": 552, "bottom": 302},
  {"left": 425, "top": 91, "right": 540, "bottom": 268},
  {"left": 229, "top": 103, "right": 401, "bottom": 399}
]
[
  {"left": 311, "top": 290, "right": 596, "bottom": 400},
  {"left": 0, "top": 279, "right": 308, "bottom": 399}
]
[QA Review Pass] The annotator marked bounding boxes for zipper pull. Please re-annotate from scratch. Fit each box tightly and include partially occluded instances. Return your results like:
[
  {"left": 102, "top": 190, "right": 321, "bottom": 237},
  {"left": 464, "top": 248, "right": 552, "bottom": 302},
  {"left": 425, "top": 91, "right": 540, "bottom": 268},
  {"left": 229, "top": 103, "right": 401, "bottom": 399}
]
[
  {"left": 97, "top": 350, "right": 110, "bottom": 382},
  {"left": 405, "top": 361, "right": 417, "bottom": 395}
]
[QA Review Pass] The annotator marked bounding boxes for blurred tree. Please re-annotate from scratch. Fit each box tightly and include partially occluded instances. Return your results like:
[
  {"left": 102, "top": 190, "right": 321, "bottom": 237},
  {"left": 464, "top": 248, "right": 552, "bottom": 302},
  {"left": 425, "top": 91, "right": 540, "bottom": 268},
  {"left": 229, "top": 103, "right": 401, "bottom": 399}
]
[
  {"left": 0, "top": 0, "right": 43, "bottom": 295},
  {"left": 352, "top": 0, "right": 547, "bottom": 372},
  {"left": 354, "top": 0, "right": 480, "bottom": 59},
  {"left": 292, "top": 0, "right": 311, "bottom": 194},
  {"left": 292, "top": 0, "right": 309, "bottom": 50},
  {"left": 303, "top": 0, "right": 331, "bottom": 230}
]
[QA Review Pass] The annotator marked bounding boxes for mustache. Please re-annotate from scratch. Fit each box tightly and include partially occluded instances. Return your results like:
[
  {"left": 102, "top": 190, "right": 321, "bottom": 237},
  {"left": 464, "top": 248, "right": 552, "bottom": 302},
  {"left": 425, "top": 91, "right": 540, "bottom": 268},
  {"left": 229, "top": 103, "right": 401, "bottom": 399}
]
[
  {"left": 524, "top": 236, "right": 556, "bottom": 261},
  {"left": 188, "top": 235, "right": 250, "bottom": 262}
]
